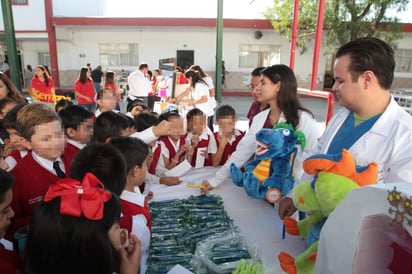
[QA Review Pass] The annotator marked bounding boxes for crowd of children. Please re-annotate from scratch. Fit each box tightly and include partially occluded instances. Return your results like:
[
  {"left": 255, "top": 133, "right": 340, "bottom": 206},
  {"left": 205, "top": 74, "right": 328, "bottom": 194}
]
[{"left": 0, "top": 66, "right": 246, "bottom": 273}]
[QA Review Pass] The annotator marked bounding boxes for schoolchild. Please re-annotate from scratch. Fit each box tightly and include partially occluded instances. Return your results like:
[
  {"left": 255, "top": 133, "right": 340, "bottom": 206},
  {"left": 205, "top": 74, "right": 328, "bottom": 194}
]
[
  {"left": 9, "top": 103, "right": 68, "bottom": 239},
  {"left": 212, "top": 105, "right": 245, "bottom": 166},
  {"left": 58, "top": 105, "right": 94, "bottom": 159},
  {"left": 109, "top": 136, "right": 151, "bottom": 274},
  {"left": 69, "top": 143, "right": 127, "bottom": 197},
  {"left": 185, "top": 108, "right": 217, "bottom": 167},
  {"left": 134, "top": 112, "right": 181, "bottom": 186},
  {"left": 25, "top": 173, "right": 141, "bottom": 274},
  {"left": 2, "top": 104, "right": 29, "bottom": 171},
  {"left": 156, "top": 110, "right": 189, "bottom": 172},
  {"left": 94, "top": 88, "right": 118, "bottom": 118},
  {"left": 0, "top": 169, "right": 21, "bottom": 274}
]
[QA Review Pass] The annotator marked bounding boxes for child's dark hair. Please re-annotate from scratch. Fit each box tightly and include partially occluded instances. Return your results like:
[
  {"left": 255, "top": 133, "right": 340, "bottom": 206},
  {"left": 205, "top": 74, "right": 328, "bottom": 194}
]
[
  {"left": 134, "top": 112, "right": 159, "bottom": 132},
  {"left": 109, "top": 136, "right": 149, "bottom": 172},
  {"left": 69, "top": 143, "right": 127, "bottom": 196},
  {"left": 58, "top": 105, "right": 93, "bottom": 134},
  {"left": 55, "top": 99, "right": 74, "bottom": 112},
  {"left": 118, "top": 113, "right": 137, "bottom": 131},
  {"left": 158, "top": 110, "right": 180, "bottom": 123},
  {"left": 0, "top": 121, "right": 9, "bottom": 145},
  {"left": 94, "top": 112, "right": 129, "bottom": 143},
  {"left": 25, "top": 190, "right": 121, "bottom": 274},
  {"left": 3, "top": 103, "right": 27, "bottom": 130},
  {"left": 126, "top": 100, "right": 148, "bottom": 113},
  {"left": 215, "top": 105, "right": 236, "bottom": 119},
  {"left": 186, "top": 108, "right": 204, "bottom": 121},
  {"left": 0, "top": 98, "right": 15, "bottom": 114},
  {"left": 0, "top": 169, "right": 13, "bottom": 203}
]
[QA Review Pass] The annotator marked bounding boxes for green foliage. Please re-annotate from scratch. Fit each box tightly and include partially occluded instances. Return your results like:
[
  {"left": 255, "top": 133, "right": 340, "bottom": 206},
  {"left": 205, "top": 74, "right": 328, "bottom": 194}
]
[
  {"left": 232, "top": 259, "right": 265, "bottom": 274},
  {"left": 264, "top": 0, "right": 408, "bottom": 52}
]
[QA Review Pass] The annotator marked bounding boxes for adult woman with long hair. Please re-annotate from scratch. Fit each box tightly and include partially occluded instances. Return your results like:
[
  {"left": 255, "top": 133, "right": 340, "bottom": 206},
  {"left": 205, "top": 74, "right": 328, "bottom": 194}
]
[
  {"left": 104, "top": 71, "right": 123, "bottom": 111},
  {"left": 29, "top": 65, "right": 56, "bottom": 104},
  {"left": 74, "top": 67, "right": 96, "bottom": 112},
  {"left": 201, "top": 64, "right": 321, "bottom": 194},
  {"left": 0, "top": 72, "right": 26, "bottom": 104},
  {"left": 175, "top": 69, "right": 212, "bottom": 129},
  {"left": 189, "top": 65, "right": 217, "bottom": 131}
]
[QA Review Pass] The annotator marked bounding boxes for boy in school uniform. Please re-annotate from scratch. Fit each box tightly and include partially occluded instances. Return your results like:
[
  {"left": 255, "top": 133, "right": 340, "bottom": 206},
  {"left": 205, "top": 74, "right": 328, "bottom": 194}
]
[
  {"left": 0, "top": 169, "right": 21, "bottom": 274},
  {"left": 58, "top": 105, "right": 94, "bottom": 161},
  {"left": 134, "top": 112, "right": 181, "bottom": 187},
  {"left": 9, "top": 103, "right": 67, "bottom": 239},
  {"left": 186, "top": 108, "right": 217, "bottom": 167},
  {"left": 109, "top": 137, "right": 151, "bottom": 274},
  {"left": 2, "top": 104, "right": 29, "bottom": 172},
  {"left": 212, "top": 105, "right": 245, "bottom": 166}
]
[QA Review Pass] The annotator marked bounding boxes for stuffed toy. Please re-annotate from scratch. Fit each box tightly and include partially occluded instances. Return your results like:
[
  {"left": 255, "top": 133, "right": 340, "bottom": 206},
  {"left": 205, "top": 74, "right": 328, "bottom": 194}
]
[
  {"left": 278, "top": 149, "right": 378, "bottom": 274},
  {"left": 230, "top": 122, "right": 306, "bottom": 204}
]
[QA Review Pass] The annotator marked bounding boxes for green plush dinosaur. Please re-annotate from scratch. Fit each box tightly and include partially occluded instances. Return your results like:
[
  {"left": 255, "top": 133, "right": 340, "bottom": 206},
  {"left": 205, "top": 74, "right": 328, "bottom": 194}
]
[{"left": 278, "top": 149, "right": 378, "bottom": 274}]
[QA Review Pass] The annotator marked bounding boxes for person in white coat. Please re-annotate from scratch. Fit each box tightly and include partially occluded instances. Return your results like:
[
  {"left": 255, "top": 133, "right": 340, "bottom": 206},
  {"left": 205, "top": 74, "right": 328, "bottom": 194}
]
[
  {"left": 278, "top": 37, "right": 412, "bottom": 219},
  {"left": 200, "top": 64, "right": 321, "bottom": 193}
]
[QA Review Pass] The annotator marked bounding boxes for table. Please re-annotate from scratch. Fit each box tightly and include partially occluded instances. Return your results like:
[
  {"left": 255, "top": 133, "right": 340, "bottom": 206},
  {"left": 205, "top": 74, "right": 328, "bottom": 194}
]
[{"left": 147, "top": 167, "right": 306, "bottom": 273}]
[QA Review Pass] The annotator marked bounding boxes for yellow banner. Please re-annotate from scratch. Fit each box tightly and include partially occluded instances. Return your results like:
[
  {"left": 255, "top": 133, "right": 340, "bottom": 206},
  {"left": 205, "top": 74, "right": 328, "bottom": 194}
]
[{"left": 33, "top": 93, "right": 72, "bottom": 102}]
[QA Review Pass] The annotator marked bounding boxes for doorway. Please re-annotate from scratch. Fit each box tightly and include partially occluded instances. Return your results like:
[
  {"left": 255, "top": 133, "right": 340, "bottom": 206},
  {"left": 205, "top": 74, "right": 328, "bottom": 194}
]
[{"left": 176, "top": 50, "right": 194, "bottom": 70}]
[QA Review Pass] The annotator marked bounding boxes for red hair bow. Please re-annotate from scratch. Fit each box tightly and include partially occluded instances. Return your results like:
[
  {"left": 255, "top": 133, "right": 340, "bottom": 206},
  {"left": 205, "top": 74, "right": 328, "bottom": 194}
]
[{"left": 44, "top": 172, "right": 112, "bottom": 220}]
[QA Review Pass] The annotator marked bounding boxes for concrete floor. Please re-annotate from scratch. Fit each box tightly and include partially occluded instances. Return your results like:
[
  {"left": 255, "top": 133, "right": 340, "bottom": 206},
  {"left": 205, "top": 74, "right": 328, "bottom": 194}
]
[{"left": 218, "top": 95, "right": 342, "bottom": 133}]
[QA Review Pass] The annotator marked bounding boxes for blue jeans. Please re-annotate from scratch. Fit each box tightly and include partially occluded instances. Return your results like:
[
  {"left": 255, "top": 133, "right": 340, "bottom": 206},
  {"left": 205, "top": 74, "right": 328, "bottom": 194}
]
[
  {"left": 78, "top": 103, "right": 96, "bottom": 113},
  {"left": 93, "top": 82, "right": 101, "bottom": 93}
]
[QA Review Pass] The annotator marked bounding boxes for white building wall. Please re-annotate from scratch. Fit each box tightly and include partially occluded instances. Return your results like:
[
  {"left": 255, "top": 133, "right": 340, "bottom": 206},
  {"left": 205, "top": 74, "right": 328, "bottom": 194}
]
[{"left": 0, "top": 1, "right": 46, "bottom": 30}]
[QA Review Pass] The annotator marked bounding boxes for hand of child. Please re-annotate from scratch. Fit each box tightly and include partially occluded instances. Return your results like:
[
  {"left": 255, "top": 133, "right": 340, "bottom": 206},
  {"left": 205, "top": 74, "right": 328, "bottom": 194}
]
[
  {"left": 200, "top": 180, "right": 214, "bottom": 195},
  {"left": 160, "top": 176, "right": 182, "bottom": 186},
  {"left": 145, "top": 191, "right": 154, "bottom": 202},
  {"left": 118, "top": 234, "right": 141, "bottom": 274},
  {"left": 146, "top": 152, "right": 153, "bottom": 166},
  {"left": 177, "top": 144, "right": 189, "bottom": 155},
  {"left": 200, "top": 149, "right": 208, "bottom": 158},
  {"left": 218, "top": 134, "right": 229, "bottom": 147}
]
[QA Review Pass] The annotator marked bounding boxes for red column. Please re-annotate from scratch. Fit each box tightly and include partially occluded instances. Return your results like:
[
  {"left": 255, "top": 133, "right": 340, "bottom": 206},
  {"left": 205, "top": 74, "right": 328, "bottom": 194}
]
[
  {"left": 289, "top": 0, "right": 299, "bottom": 70},
  {"left": 310, "top": 0, "right": 325, "bottom": 90},
  {"left": 44, "top": 0, "right": 60, "bottom": 87}
]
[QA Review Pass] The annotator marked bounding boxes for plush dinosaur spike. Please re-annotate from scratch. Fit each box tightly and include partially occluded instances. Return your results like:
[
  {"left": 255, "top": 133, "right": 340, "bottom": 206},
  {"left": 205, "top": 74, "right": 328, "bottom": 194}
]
[
  {"left": 278, "top": 149, "right": 378, "bottom": 274},
  {"left": 303, "top": 149, "right": 378, "bottom": 186}
]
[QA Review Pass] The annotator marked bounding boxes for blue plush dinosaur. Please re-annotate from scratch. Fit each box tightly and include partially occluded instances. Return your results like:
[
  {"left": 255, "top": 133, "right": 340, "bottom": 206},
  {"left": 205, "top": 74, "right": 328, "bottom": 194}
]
[{"left": 230, "top": 122, "right": 306, "bottom": 203}]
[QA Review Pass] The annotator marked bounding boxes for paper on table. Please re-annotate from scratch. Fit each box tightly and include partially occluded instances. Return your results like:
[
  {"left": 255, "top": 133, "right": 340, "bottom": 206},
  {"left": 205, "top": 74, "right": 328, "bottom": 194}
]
[
  {"left": 195, "top": 148, "right": 206, "bottom": 168},
  {"left": 167, "top": 264, "right": 194, "bottom": 274},
  {"left": 164, "top": 159, "right": 192, "bottom": 177}
]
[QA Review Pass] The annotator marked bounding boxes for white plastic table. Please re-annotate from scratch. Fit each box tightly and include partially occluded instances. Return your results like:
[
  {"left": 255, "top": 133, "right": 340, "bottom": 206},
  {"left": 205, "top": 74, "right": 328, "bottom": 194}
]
[{"left": 147, "top": 167, "right": 306, "bottom": 273}]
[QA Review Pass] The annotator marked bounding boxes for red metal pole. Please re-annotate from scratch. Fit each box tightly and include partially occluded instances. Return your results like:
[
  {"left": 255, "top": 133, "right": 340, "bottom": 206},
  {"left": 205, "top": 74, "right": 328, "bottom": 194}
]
[
  {"left": 310, "top": 0, "right": 325, "bottom": 90},
  {"left": 45, "top": 0, "right": 60, "bottom": 87},
  {"left": 289, "top": 0, "right": 299, "bottom": 70}
]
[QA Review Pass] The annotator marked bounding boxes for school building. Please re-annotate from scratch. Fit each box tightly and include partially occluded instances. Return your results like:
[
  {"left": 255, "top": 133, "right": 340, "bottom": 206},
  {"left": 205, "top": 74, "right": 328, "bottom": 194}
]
[{"left": 1, "top": 0, "right": 412, "bottom": 92}]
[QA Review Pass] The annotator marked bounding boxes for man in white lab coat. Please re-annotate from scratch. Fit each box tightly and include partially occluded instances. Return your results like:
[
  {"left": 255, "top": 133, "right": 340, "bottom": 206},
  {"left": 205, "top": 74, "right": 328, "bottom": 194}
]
[{"left": 279, "top": 37, "right": 412, "bottom": 218}]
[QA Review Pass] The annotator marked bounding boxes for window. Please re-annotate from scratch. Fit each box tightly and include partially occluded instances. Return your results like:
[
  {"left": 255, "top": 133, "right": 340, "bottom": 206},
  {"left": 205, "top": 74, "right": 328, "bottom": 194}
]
[
  {"left": 394, "top": 49, "right": 412, "bottom": 73},
  {"left": 12, "top": 0, "right": 28, "bottom": 4},
  {"left": 99, "top": 43, "right": 138, "bottom": 67},
  {"left": 239, "top": 44, "right": 281, "bottom": 68},
  {"left": 37, "top": 52, "right": 50, "bottom": 68}
]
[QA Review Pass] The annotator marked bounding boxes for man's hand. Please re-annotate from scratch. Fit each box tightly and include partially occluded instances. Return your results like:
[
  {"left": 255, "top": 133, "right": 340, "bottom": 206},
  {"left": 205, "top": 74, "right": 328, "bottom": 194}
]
[
  {"left": 278, "top": 197, "right": 297, "bottom": 219},
  {"left": 200, "top": 180, "right": 214, "bottom": 195}
]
